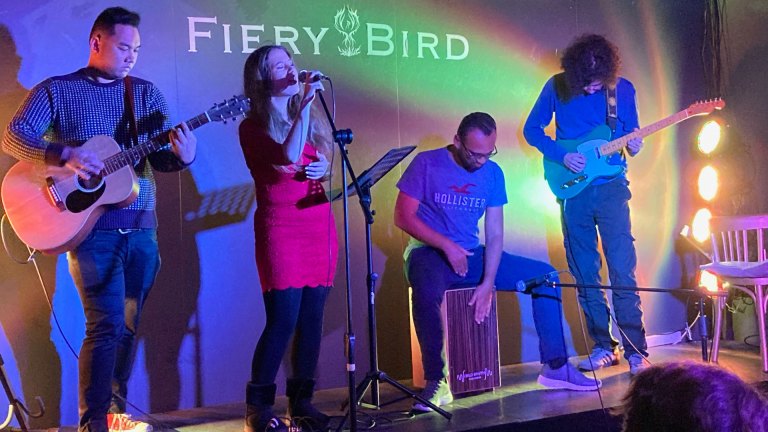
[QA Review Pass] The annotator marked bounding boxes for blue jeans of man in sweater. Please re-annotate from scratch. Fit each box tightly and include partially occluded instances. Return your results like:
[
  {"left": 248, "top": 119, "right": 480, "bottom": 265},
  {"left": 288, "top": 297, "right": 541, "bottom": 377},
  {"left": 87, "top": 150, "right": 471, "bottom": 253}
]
[{"left": 68, "top": 229, "right": 160, "bottom": 432}]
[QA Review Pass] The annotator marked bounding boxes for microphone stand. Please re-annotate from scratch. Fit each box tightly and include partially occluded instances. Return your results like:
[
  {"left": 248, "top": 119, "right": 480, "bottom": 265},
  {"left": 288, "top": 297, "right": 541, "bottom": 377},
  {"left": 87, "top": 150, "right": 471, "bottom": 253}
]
[
  {"left": 541, "top": 281, "right": 725, "bottom": 362},
  {"left": 316, "top": 90, "right": 360, "bottom": 432},
  {"left": 327, "top": 148, "right": 450, "bottom": 423},
  {"left": 316, "top": 92, "right": 450, "bottom": 430}
]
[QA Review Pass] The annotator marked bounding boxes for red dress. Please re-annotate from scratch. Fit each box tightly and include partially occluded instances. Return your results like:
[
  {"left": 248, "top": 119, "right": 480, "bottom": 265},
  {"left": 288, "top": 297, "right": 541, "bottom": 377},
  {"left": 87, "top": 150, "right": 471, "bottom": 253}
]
[{"left": 239, "top": 118, "right": 338, "bottom": 292}]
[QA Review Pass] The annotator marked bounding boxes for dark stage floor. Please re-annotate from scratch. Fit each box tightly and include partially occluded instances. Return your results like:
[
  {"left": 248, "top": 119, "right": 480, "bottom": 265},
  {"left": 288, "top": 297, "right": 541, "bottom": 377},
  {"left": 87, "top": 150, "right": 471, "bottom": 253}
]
[{"left": 51, "top": 341, "right": 766, "bottom": 432}]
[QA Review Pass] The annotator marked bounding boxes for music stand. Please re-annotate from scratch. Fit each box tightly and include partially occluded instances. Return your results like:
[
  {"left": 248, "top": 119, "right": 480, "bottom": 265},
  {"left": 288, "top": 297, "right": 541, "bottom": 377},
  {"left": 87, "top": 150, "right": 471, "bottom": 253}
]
[
  {"left": 329, "top": 146, "right": 416, "bottom": 202},
  {"left": 331, "top": 145, "right": 453, "bottom": 430}
]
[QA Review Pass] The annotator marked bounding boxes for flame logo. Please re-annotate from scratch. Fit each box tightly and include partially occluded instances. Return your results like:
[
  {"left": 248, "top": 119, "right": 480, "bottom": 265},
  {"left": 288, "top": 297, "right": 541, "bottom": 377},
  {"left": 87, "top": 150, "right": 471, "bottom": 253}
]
[{"left": 334, "top": 5, "right": 361, "bottom": 57}]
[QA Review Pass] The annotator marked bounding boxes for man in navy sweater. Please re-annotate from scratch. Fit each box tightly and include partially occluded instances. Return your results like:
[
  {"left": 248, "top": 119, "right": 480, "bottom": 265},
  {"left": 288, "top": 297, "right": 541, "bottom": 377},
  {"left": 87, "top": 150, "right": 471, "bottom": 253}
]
[
  {"left": 3, "top": 7, "right": 196, "bottom": 432},
  {"left": 523, "top": 34, "right": 648, "bottom": 376}
]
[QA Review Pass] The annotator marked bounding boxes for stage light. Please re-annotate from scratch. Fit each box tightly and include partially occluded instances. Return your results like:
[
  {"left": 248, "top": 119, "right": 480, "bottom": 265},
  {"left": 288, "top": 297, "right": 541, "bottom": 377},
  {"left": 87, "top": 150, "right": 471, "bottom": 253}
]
[
  {"left": 697, "top": 165, "right": 719, "bottom": 201},
  {"left": 691, "top": 208, "right": 712, "bottom": 243},
  {"left": 697, "top": 120, "right": 721, "bottom": 155},
  {"left": 699, "top": 270, "right": 721, "bottom": 293}
]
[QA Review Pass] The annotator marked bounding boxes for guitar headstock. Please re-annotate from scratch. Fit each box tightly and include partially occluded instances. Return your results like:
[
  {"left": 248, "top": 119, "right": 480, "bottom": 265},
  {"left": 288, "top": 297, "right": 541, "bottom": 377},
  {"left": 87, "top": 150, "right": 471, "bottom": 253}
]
[
  {"left": 687, "top": 98, "right": 726, "bottom": 116},
  {"left": 207, "top": 95, "right": 251, "bottom": 123}
]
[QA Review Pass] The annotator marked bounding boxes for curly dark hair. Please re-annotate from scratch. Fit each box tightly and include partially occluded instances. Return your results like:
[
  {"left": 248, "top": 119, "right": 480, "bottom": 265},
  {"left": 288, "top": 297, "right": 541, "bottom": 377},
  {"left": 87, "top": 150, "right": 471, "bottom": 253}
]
[
  {"left": 560, "top": 34, "right": 621, "bottom": 97},
  {"left": 620, "top": 361, "right": 768, "bottom": 432}
]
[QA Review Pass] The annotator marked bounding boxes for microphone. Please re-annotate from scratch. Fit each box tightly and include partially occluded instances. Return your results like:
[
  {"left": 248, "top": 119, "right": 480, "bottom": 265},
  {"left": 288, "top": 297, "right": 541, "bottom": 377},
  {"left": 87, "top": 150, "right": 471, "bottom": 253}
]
[
  {"left": 516, "top": 271, "right": 556, "bottom": 293},
  {"left": 298, "top": 70, "right": 330, "bottom": 83}
]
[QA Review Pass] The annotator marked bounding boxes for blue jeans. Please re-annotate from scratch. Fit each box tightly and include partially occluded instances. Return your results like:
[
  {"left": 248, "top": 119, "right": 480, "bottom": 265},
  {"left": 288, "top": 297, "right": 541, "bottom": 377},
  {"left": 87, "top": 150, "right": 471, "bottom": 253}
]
[
  {"left": 560, "top": 179, "right": 647, "bottom": 358},
  {"left": 406, "top": 246, "right": 568, "bottom": 381},
  {"left": 67, "top": 229, "right": 160, "bottom": 432},
  {"left": 250, "top": 286, "right": 330, "bottom": 386}
]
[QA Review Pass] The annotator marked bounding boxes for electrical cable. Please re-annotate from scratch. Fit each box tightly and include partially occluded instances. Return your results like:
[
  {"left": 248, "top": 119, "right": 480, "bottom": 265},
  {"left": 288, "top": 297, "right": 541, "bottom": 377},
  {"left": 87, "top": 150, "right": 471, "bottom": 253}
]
[
  {"left": 559, "top": 201, "right": 610, "bottom": 422},
  {"left": 2, "top": 207, "right": 176, "bottom": 430}
]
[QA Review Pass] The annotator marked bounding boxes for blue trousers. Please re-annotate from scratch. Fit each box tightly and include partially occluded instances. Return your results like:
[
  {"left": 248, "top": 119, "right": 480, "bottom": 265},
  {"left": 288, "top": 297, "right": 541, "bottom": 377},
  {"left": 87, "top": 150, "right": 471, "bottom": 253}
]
[
  {"left": 68, "top": 229, "right": 160, "bottom": 432},
  {"left": 560, "top": 179, "right": 647, "bottom": 358},
  {"left": 406, "top": 246, "right": 568, "bottom": 381}
]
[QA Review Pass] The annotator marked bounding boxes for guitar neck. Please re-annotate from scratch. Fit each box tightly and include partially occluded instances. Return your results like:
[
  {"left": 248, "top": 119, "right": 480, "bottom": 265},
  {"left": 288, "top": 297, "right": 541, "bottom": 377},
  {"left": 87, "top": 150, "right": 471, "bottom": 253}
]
[
  {"left": 598, "top": 109, "right": 694, "bottom": 156},
  {"left": 102, "top": 113, "right": 210, "bottom": 175}
]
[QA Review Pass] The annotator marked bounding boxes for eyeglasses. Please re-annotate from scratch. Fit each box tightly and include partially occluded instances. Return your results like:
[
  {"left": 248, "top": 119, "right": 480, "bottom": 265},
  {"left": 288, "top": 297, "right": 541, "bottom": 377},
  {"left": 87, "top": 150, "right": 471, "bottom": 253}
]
[
  {"left": 460, "top": 142, "right": 497, "bottom": 161},
  {"left": 583, "top": 81, "right": 604, "bottom": 93}
]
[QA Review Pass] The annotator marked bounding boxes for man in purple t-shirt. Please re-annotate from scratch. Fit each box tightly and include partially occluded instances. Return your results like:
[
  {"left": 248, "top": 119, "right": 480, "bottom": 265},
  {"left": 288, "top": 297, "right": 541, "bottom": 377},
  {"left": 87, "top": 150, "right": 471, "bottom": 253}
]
[{"left": 395, "top": 112, "right": 600, "bottom": 413}]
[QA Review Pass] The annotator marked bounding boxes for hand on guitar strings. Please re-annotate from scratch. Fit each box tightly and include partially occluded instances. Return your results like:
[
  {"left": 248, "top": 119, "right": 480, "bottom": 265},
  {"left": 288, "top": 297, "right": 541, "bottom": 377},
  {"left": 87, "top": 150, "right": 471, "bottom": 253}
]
[
  {"left": 563, "top": 152, "right": 586, "bottom": 173},
  {"left": 169, "top": 122, "right": 197, "bottom": 164},
  {"left": 62, "top": 146, "right": 104, "bottom": 180},
  {"left": 627, "top": 128, "right": 643, "bottom": 156}
]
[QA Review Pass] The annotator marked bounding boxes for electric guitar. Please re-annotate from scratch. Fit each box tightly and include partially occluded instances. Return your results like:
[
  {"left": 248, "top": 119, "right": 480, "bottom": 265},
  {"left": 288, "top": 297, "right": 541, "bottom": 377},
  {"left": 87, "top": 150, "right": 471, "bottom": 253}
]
[
  {"left": 1, "top": 95, "right": 250, "bottom": 254},
  {"left": 543, "top": 99, "right": 725, "bottom": 199}
]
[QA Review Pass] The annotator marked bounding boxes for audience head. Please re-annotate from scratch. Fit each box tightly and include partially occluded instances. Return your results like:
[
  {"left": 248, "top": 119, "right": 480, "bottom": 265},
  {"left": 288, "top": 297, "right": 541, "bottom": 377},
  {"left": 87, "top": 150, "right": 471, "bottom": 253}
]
[{"left": 621, "top": 361, "right": 768, "bottom": 432}]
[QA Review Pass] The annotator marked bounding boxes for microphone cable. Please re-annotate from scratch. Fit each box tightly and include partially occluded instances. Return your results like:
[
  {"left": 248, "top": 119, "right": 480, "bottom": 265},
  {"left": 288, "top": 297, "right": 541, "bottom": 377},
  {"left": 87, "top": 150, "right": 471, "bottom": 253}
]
[
  {"left": 1, "top": 214, "right": 177, "bottom": 431},
  {"left": 1, "top": 213, "right": 79, "bottom": 361},
  {"left": 559, "top": 200, "right": 612, "bottom": 423},
  {"left": 324, "top": 76, "right": 336, "bottom": 292}
]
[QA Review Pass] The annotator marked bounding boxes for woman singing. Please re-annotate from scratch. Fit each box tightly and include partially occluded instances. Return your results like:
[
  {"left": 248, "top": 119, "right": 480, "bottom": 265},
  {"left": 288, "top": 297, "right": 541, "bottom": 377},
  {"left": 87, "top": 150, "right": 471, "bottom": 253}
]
[{"left": 239, "top": 44, "right": 337, "bottom": 432}]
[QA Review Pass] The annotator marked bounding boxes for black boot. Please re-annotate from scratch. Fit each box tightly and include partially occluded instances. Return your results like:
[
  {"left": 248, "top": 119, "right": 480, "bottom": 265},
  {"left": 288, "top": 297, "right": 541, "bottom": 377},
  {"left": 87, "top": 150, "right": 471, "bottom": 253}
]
[
  {"left": 244, "top": 382, "right": 288, "bottom": 432},
  {"left": 287, "top": 378, "right": 330, "bottom": 431}
]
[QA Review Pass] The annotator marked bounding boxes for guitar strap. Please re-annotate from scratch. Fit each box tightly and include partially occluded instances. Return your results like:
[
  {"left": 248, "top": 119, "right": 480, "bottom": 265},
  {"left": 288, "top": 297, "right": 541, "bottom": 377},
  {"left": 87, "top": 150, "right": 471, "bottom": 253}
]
[
  {"left": 124, "top": 76, "right": 147, "bottom": 171},
  {"left": 606, "top": 85, "right": 617, "bottom": 133},
  {"left": 606, "top": 84, "right": 623, "bottom": 158},
  {"left": 124, "top": 76, "right": 140, "bottom": 148}
]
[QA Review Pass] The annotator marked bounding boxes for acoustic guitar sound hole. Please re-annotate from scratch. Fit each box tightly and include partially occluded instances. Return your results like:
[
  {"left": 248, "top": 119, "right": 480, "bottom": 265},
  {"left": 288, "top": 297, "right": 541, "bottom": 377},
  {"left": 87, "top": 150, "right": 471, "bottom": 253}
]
[
  {"left": 77, "top": 174, "right": 104, "bottom": 192},
  {"left": 66, "top": 176, "right": 106, "bottom": 213}
]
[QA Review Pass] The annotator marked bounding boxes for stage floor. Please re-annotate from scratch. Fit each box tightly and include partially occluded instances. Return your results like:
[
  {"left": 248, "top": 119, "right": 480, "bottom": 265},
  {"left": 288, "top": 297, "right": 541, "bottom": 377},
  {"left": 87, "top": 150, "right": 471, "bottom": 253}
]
[{"left": 56, "top": 340, "right": 766, "bottom": 432}]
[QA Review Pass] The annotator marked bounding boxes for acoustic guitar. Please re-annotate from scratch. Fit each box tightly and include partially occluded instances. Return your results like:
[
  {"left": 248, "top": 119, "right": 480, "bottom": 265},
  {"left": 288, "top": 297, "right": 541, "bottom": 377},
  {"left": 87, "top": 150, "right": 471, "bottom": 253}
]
[{"left": 1, "top": 95, "right": 250, "bottom": 254}]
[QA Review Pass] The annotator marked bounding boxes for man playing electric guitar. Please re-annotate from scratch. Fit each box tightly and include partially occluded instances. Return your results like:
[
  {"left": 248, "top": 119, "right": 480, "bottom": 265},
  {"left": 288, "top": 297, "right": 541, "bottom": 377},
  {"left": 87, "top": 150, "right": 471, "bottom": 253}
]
[
  {"left": 523, "top": 34, "right": 649, "bottom": 377},
  {"left": 1, "top": 7, "right": 195, "bottom": 432}
]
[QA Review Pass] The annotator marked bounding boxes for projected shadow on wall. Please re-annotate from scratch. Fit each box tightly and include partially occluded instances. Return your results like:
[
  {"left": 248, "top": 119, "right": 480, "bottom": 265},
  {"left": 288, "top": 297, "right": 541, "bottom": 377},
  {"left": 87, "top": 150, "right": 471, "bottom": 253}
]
[
  {"left": 0, "top": 24, "right": 63, "bottom": 429},
  {"left": 142, "top": 170, "right": 254, "bottom": 412}
]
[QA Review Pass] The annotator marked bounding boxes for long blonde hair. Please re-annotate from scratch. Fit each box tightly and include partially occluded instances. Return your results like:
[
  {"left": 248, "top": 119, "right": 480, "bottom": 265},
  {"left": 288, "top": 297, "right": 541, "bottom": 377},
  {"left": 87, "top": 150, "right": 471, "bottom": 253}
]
[{"left": 243, "top": 45, "right": 333, "bottom": 171}]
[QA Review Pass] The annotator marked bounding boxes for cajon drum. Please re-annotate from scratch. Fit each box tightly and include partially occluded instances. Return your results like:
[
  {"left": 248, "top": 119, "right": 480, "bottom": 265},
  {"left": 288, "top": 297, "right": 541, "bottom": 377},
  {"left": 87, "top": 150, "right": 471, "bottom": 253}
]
[{"left": 409, "top": 286, "right": 501, "bottom": 394}]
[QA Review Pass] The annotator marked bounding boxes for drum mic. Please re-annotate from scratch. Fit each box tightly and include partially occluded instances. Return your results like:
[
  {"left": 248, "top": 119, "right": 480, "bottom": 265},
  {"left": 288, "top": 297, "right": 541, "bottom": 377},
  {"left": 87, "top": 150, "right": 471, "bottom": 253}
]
[{"left": 516, "top": 271, "right": 557, "bottom": 293}]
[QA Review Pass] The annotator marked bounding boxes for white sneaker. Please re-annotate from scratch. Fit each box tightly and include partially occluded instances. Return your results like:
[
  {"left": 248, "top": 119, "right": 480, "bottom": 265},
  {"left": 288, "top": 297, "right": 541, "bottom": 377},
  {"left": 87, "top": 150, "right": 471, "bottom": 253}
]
[
  {"left": 537, "top": 363, "right": 602, "bottom": 391},
  {"left": 108, "top": 413, "right": 153, "bottom": 432},
  {"left": 628, "top": 353, "right": 649, "bottom": 376},
  {"left": 412, "top": 378, "right": 453, "bottom": 413},
  {"left": 577, "top": 347, "right": 620, "bottom": 371}
]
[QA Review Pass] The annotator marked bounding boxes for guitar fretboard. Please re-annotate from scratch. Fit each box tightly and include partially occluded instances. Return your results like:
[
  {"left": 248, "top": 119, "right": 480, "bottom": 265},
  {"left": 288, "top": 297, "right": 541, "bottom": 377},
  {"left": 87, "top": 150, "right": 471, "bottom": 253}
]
[
  {"left": 598, "top": 110, "right": 696, "bottom": 156},
  {"left": 102, "top": 113, "right": 210, "bottom": 175}
]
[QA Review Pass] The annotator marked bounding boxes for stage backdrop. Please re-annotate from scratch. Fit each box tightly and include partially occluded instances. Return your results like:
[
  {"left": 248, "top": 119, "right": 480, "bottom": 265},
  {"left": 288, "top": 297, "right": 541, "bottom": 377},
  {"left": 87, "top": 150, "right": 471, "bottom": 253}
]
[{"left": 3, "top": 0, "right": 760, "bottom": 428}]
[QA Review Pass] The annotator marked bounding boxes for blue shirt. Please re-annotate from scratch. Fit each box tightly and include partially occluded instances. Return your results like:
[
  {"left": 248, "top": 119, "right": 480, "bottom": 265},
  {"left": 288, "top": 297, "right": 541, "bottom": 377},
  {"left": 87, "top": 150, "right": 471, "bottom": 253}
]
[
  {"left": 396, "top": 147, "right": 507, "bottom": 258},
  {"left": 523, "top": 73, "right": 640, "bottom": 181}
]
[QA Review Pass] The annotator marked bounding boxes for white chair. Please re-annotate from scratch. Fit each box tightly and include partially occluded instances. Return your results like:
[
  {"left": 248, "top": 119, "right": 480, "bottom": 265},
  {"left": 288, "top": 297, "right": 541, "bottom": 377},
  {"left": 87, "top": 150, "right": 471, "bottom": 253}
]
[{"left": 701, "top": 214, "right": 768, "bottom": 372}]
